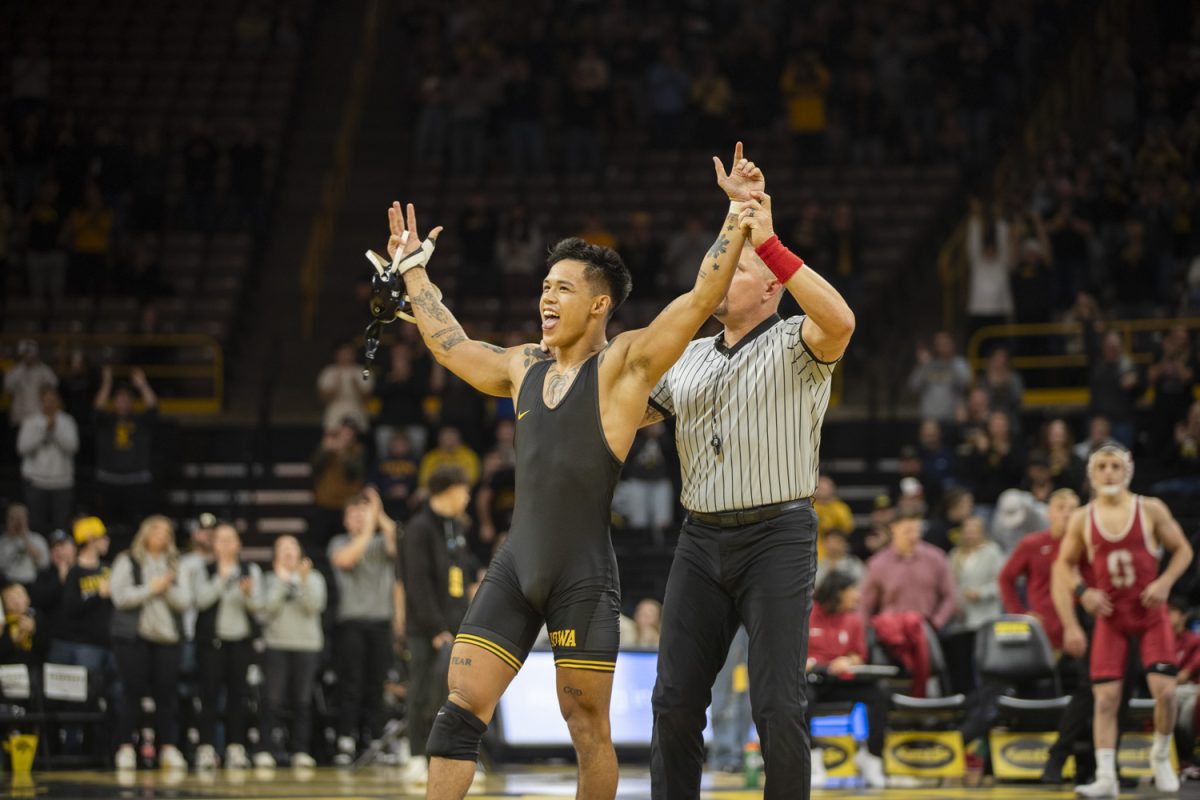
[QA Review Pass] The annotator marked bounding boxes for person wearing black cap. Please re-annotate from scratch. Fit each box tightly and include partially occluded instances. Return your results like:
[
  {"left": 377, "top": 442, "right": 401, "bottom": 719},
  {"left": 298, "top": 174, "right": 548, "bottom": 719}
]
[
  {"left": 28, "top": 528, "right": 76, "bottom": 643},
  {"left": 403, "top": 465, "right": 479, "bottom": 782}
]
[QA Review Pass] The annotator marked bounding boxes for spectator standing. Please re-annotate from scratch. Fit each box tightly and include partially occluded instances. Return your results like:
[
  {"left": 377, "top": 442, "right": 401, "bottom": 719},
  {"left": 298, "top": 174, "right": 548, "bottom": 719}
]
[
  {"left": 812, "top": 475, "right": 854, "bottom": 560},
  {"left": 964, "top": 411, "right": 1026, "bottom": 507},
  {"left": 259, "top": 535, "right": 326, "bottom": 769},
  {"left": 1039, "top": 419, "right": 1087, "bottom": 494},
  {"left": 28, "top": 529, "right": 75, "bottom": 641},
  {"left": 403, "top": 467, "right": 478, "bottom": 783},
  {"left": 374, "top": 342, "right": 430, "bottom": 459},
  {"left": 1157, "top": 401, "right": 1200, "bottom": 494},
  {"left": 1147, "top": 326, "right": 1196, "bottom": 454},
  {"left": 5, "top": 339, "right": 57, "bottom": 437},
  {"left": 17, "top": 387, "right": 78, "bottom": 534},
  {"left": 780, "top": 50, "right": 831, "bottom": 162},
  {"left": 374, "top": 431, "right": 420, "bottom": 522},
  {"left": 925, "top": 488, "right": 975, "bottom": 553},
  {"left": 417, "top": 427, "right": 480, "bottom": 490},
  {"left": 916, "top": 419, "right": 957, "bottom": 509},
  {"left": 310, "top": 421, "right": 366, "bottom": 548},
  {"left": 317, "top": 343, "right": 374, "bottom": 434},
  {"left": 1079, "top": 305, "right": 1140, "bottom": 446},
  {"left": 945, "top": 517, "right": 1005, "bottom": 693},
  {"left": 908, "top": 332, "right": 972, "bottom": 423},
  {"left": 110, "top": 515, "right": 190, "bottom": 771},
  {"left": 48, "top": 517, "right": 118, "bottom": 754},
  {"left": 0, "top": 504, "right": 50, "bottom": 586},
  {"left": 64, "top": 182, "right": 114, "bottom": 294},
  {"left": 979, "top": 348, "right": 1024, "bottom": 430},
  {"left": 1074, "top": 414, "right": 1114, "bottom": 462},
  {"left": 613, "top": 423, "right": 675, "bottom": 547},
  {"left": 191, "top": 523, "right": 265, "bottom": 770},
  {"left": 966, "top": 200, "right": 1013, "bottom": 340},
  {"left": 806, "top": 572, "right": 888, "bottom": 788},
  {"left": 860, "top": 510, "right": 958, "bottom": 631},
  {"left": 93, "top": 366, "right": 157, "bottom": 531},
  {"left": 22, "top": 180, "right": 67, "bottom": 306},
  {"left": 327, "top": 488, "right": 399, "bottom": 765}
]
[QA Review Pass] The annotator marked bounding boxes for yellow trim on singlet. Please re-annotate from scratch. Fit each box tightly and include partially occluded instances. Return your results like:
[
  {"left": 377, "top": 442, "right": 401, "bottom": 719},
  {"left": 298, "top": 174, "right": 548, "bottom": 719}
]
[
  {"left": 455, "top": 633, "right": 523, "bottom": 671},
  {"left": 554, "top": 658, "right": 617, "bottom": 673}
]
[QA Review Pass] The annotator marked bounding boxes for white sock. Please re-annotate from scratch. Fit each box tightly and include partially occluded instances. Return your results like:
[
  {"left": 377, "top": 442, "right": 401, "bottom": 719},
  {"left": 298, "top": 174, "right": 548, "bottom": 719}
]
[
  {"left": 1096, "top": 748, "right": 1116, "bottom": 779},
  {"left": 1152, "top": 732, "right": 1172, "bottom": 760}
]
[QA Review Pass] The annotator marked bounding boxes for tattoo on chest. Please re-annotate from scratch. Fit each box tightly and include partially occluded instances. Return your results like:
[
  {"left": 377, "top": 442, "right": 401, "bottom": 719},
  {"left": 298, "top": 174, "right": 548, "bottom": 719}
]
[{"left": 544, "top": 364, "right": 581, "bottom": 408}]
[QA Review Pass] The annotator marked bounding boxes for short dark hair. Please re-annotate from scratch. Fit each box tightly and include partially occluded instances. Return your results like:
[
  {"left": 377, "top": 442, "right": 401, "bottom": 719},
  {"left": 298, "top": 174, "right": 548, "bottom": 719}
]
[
  {"left": 428, "top": 465, "right": 470, "bottom": 497},
  {"left": 546, "top": 238, "right": 632, "bottom": 318},
  {"left": 814, "top": 571, "right": 858, "bottom": 614},
  {"left": 892, "top": 506, "right": 925, "bottom": 524}
]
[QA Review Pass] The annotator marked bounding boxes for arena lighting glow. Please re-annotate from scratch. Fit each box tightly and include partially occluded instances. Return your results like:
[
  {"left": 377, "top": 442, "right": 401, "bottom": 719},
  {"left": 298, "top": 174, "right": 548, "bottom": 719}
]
[{"left": 1087, "top": 442, "right": 1134, "bottom": 494}]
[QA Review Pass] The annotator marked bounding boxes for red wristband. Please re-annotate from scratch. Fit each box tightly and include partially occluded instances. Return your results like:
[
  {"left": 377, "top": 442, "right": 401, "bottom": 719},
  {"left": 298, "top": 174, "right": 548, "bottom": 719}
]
[{"left": 755, "top": 235, "right": 804, "bottom": 283}]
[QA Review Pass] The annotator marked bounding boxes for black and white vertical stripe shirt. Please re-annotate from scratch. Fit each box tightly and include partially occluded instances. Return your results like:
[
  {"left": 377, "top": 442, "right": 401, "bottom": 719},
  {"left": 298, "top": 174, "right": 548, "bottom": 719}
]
[{"left": 649, "top": 314, "right": 837, "bottom": 513}]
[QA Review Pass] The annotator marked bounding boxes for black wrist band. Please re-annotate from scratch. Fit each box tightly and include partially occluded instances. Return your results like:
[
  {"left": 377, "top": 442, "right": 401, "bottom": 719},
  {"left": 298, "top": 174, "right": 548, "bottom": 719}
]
[{"left": 1074, "top": 583, "right": 1087, "bottom": 599}]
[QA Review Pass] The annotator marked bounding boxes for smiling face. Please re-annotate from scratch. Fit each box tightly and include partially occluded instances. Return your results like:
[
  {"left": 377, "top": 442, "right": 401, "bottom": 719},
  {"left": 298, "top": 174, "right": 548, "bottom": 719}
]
[
  {"left": 540, "top": 260, "right": 610, "bottom": 348},
  {"left": 713, "top": 249, "right": 778, "bottom": 323}
]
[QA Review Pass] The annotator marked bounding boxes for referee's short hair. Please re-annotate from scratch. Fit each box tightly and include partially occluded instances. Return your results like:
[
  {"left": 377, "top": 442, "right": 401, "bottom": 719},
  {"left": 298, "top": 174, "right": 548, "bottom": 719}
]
[
  {"left": 428, "top": 465, "right": 470, "bottom": 497},
  {"left": 547, "top": 237, "right": 632, "bottom": 318}
]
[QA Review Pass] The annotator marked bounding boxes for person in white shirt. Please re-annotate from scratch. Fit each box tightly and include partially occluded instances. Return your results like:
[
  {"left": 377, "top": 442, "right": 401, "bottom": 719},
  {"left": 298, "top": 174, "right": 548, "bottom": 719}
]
[
  {"left": 317, "top": 342, "right": 374, "bottom": 432},
  {"left": 966, "top": 199, "right": 1013, "bottom": 340},
  {"left": 17, "top": 386, "right": 78, "bottom": 533}
]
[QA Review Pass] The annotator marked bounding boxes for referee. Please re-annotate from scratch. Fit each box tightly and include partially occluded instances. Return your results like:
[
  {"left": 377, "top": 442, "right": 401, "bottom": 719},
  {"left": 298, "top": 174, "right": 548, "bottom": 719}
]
[{"left": 648, "top": 186, "right": 854, "bottom": 799}]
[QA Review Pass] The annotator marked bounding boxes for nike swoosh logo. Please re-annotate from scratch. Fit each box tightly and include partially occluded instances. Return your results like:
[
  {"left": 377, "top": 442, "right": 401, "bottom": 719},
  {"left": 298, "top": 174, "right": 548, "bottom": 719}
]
[{"left": 518, "top": 410, "right": 531, "bottom": 420}]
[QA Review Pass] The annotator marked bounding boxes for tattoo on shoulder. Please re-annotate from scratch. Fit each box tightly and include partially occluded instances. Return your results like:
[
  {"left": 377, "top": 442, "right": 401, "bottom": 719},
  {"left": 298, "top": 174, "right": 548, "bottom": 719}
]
[
  {"left": 707, "top": 233, "right": 730, "bottom": 262},
  {"left": 522, "top": 345, "right": 551, "bottom": 368},
  {"left": 431, "top": 326, "right": 467, "bottom": 352},
  {"left": 478, "top": 342, "right": 506, "bottom": 354}
]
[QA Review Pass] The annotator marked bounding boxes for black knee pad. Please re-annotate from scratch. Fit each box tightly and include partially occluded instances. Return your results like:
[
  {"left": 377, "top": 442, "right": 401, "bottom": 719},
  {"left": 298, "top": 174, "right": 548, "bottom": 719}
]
[{"left": 427, "top": 701, "right": 488, "bottom": 761}]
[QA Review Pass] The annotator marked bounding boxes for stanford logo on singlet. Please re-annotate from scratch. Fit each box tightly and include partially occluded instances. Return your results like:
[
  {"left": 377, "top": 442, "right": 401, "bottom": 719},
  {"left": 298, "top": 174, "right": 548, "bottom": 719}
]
[{"left": 1089, "top": 496, "right": 1158, "bottom": 596}]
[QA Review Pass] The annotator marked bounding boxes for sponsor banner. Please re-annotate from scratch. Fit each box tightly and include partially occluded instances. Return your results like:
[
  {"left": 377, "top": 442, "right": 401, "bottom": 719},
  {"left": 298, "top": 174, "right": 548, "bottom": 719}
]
[
  {"left": 814, "top": 735, "right": 857, "bottom": 778},
  {"left": 1118, "top": 733, "right": 1178, "bottom": 777},
  {"left": 883, "top": 731, "right": 965, "bottom": 777},
  {"left": 989, "top": 730, "right": 1075, "bottom": 780}
]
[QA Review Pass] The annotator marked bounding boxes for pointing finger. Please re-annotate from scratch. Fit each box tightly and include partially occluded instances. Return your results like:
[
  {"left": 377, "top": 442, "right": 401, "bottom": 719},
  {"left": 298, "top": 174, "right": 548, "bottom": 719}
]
[{"left": 733, "top": 141, "right": 744, "bottom": 164}]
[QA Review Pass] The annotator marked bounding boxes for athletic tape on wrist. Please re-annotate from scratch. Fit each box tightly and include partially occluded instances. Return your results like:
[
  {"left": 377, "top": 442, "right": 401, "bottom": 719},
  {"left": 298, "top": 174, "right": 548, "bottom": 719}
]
[{"left": 728, "top": 200, "right": 749, "bottom": 215}]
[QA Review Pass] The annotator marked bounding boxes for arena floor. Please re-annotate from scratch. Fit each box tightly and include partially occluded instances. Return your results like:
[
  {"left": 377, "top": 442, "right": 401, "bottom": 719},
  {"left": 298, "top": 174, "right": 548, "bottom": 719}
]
[{"left": 4, "top": 767, "right": 1199, "bottom": 799}]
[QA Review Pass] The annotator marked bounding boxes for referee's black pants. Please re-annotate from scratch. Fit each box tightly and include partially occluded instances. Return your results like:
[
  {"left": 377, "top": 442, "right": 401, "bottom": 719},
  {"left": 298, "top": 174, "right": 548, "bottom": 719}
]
[{"left": 651, "top": 505, "right": 817, "bottom": 800}]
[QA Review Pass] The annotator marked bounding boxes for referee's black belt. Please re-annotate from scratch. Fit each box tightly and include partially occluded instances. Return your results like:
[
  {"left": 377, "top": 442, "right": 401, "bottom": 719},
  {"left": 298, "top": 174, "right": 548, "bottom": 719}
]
[{"left": 687, "top": 498, "right": 812, "bottom": 529}]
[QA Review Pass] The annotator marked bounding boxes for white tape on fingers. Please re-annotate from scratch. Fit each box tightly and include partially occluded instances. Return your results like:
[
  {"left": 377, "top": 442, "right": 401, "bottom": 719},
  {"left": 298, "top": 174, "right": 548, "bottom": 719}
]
[{"left": 393, "top": 236, "right": 438, "bottom": 275}]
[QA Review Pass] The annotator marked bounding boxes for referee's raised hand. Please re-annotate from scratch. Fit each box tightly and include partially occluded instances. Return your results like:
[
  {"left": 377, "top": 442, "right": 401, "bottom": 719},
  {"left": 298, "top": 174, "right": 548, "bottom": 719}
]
[
  {"left": 712, "top": 141, "right": 765, "bottom": 200},
  {"left": 737, "top": 191, "right": 775, "bottom": 248}
]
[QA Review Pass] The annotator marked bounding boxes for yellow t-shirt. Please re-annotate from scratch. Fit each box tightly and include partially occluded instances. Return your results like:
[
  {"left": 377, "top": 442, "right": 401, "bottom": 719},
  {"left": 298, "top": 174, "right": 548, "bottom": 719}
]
[
  {"left": 812, "top": 498, "right": 854, "bottom": 560},
  {"left": 418, "top": 446, "right": 481, "bottom": 488}
]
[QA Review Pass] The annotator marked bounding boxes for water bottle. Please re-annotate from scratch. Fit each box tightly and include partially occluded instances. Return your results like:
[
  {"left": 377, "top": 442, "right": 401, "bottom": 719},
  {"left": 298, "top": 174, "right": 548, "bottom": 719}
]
[{"left": 743, "top": 741, "right": 763, "bottom": 789}]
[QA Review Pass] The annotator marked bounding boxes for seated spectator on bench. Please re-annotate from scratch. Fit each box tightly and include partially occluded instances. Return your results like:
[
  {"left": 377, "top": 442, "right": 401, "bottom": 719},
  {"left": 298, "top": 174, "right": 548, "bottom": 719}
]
[
  {"left": 806, "top": 571, "right": 887, "bottom": 788},
  {"left": 815, "top": 528, "right": 864, "bottom": 587}
]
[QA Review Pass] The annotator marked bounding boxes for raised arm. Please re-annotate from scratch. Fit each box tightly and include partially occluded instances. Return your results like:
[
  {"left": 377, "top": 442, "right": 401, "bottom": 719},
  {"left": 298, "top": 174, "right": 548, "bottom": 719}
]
[
  {"left": 610, "top": 143, "right": 758, "bottom": 389},
  {"left": 95, "top": 365, "right": 113, "bottom": 410},
  {"left": 739, "top": 192, "right": 855, "bottom": 362},
  {"left": 385, "top": 203, "right": 546, "bottom": 398},
  {"left": 131, "top": 368, "right": 158, "bottom": 409}
]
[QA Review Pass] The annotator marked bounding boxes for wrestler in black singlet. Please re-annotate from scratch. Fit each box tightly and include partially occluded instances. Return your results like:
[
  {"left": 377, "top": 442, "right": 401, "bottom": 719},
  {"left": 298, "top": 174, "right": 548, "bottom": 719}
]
[{"left": 455, "top": 352, "right": 624, "bottom": 672}]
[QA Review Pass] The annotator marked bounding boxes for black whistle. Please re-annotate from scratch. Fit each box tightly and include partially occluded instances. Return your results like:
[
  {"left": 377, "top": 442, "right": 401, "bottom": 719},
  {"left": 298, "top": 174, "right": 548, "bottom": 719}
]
[{"left": 710, "top": 434, "right": 722, "bottom": 453}]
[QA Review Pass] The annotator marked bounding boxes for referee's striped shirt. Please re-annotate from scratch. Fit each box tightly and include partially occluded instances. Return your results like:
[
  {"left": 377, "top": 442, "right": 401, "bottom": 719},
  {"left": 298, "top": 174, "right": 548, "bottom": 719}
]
[{"left": 649, "top": 314, "right": 838, "bottom": 514}]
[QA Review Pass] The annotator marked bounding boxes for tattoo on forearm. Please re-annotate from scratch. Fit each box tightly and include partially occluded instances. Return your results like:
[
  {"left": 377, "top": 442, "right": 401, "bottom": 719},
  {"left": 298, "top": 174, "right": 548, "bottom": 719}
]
[
  {"left": 563, "top": 686, "right": 583, "bottom": 697},
  {"left": 478, "top": 342, "right": 506, "bottom": 354},
  {"left": 431, "top": 326, "right": 467, "bottom": 352},
  {"left": 522, "top": 345, "right": 552, "bottom": 368},
  {"left": 452, "top": 656, "right": 472, "bottom": 666},
  {"left": 707, "top": 233, "right": 730, "bottom": 265},
  {"left": 411, "top": 288, "right": 451, "bottom": 324}
]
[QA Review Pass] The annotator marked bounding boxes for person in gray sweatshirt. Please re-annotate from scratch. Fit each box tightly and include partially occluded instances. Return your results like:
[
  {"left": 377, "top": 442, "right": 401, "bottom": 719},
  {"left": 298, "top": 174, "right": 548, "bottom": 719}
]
[
  {"left": 109, "top": 514, "right": 191, "bottom": 771},
  {"left": 259, "top": 534, "right": 326, "bottom": 768},
  {"left": 191, "top": 522, "right": 265, "bottom": 770}
]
